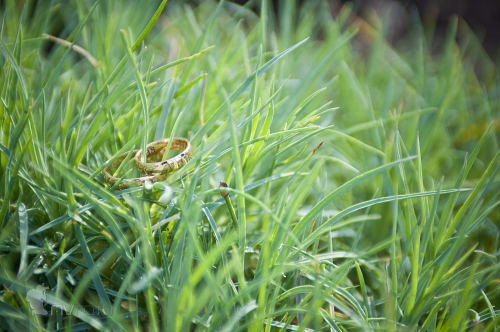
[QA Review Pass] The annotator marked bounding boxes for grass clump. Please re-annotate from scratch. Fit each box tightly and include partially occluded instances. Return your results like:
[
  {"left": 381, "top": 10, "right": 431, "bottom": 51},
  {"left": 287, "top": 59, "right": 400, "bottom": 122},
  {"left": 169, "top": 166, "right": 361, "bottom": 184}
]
[{"left": 0, "top": 0, "right": 499, "bottom": 331}]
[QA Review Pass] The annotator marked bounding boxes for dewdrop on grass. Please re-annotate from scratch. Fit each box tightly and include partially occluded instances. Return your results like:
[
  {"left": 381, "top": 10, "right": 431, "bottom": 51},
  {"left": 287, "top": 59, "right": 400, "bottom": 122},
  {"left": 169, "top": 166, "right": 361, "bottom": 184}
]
[
  {"left": 144, "top": 180, "right": 172, "bottom": 204},
  {"left": 144, "top": 179, "right": 154, "bottom": 190},
  {"left": 153, "top": 183, "right": 173, "bottom": 204}
]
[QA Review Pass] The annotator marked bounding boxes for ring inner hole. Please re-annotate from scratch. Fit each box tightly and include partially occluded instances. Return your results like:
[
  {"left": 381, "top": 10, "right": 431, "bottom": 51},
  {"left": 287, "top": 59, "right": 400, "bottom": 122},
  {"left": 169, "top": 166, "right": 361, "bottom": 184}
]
[
  {"left": 146, "top": 143, "right": 185, "bottom": 162},
  {"left": 112, "top": 154, "right": 140, "bottom": 177}
]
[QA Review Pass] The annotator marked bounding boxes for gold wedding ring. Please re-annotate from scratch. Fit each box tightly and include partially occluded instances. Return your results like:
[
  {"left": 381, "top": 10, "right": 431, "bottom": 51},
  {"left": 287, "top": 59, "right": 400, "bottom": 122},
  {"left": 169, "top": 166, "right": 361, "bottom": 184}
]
[
  {"left": 134, "top": 137, "right": 192, "bottom": 175},
  {"left": 102, "top": 137, "right": 192, "bottom": 189}
]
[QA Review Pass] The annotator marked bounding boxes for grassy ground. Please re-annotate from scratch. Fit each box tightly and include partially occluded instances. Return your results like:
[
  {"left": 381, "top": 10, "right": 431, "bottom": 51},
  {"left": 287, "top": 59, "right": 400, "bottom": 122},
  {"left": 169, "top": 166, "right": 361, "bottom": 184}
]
[{"left": 1, "top": 0, "right": 499, "bottom": 331}]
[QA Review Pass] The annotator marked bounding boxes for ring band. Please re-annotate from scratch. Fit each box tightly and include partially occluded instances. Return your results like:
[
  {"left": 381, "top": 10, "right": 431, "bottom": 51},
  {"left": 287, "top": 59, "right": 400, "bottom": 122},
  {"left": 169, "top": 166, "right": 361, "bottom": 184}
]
[
  {"left": 134, "top": 137, "right": 192, "bottom": 175},
  {"left": 103, "top": 150, "right": 168, "bottom": 190}
]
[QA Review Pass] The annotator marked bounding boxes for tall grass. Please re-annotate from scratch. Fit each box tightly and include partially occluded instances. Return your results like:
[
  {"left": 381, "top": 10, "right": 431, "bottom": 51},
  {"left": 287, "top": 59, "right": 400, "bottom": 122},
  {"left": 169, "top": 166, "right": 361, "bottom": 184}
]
[{"left": 0, "top": 0, "right": 499, "bottom": 331}]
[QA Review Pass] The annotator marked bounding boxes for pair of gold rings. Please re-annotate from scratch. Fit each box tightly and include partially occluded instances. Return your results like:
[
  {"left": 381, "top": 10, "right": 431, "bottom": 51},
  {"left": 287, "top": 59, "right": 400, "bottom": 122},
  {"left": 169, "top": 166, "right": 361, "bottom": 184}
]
[{"left": 103, "top": 137, "right": 192, "bottom": 190}]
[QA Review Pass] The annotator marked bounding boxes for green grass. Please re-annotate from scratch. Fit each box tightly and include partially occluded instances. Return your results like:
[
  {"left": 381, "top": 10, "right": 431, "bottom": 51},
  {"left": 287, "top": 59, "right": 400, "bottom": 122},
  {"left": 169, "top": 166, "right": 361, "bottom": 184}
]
[{"left": 1, "top": 0, "right": 499, "bottom": 331}]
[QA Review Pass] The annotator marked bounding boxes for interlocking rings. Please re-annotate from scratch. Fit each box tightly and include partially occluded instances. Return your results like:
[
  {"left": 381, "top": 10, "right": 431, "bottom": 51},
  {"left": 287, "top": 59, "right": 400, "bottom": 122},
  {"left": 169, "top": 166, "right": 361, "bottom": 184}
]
[
  {"left": 102, "top": 137, "right": 192, "bottom": 189},
  {"left": 134, "top": 138, "right": 192, "bottom": 175}
]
